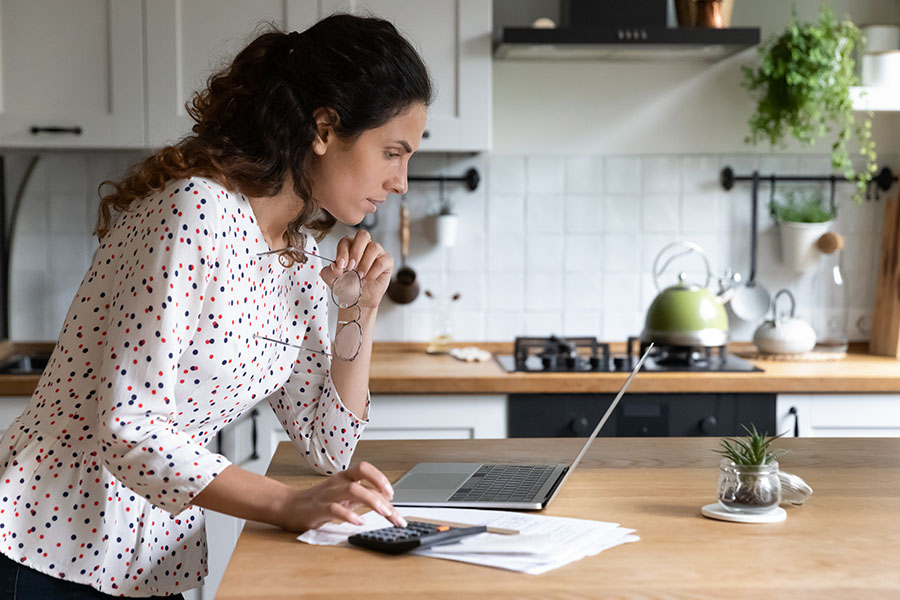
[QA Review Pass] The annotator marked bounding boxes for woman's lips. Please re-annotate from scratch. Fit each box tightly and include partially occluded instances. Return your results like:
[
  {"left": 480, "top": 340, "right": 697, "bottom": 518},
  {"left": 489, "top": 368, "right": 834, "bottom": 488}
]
[{"left": 367, "top": 198, "right": 383, "bottom": 212}]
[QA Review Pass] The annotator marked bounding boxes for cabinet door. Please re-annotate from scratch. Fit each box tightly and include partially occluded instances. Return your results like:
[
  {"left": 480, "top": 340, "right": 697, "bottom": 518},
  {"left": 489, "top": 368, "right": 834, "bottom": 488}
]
[
  {"left": 0, "top": 0, "right": 144, "bottom": 148},
  {"left": 321, "top": 0, "right": 491, "bottom": 152},
  {"left": 367, "top": 395, "right": 507, "bottom": 439},
  {"left": 145, "top": 0, "right": 320, "bottom": 148},
  {"left": 777, "top": 394, "right": 900, "bottom": 437}
]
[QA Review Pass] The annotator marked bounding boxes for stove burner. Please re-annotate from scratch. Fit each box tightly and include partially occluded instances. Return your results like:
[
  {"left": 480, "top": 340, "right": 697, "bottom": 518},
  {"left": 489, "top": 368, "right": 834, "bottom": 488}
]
[
  {"left": 493, "top": 336, "right": 763, "bottom": 373},
  {"left": 513, "top": 335, "right": 611, "bottom": 372}
]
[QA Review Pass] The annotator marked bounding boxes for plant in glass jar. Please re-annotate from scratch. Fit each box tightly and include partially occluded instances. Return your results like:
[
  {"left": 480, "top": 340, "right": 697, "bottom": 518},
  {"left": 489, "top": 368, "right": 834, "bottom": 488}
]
[
  {"left": 742, "top": 5, "right": 875, "bottom": 203},
  {"left": 716, "top": 425, "right": 789, "bottom": 514}
]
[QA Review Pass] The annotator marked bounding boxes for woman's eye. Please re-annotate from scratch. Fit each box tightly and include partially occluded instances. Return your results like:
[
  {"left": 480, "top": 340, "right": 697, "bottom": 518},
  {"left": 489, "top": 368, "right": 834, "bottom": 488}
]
[{"left": 384, "top": 151, "right": 401, "bottom": 159}]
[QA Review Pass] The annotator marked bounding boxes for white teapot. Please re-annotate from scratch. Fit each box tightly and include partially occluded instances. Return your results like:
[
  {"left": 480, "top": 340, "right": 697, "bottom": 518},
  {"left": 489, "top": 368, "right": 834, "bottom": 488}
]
[{"left": 753, "top": 289, "right": 817, "bottom": 354}]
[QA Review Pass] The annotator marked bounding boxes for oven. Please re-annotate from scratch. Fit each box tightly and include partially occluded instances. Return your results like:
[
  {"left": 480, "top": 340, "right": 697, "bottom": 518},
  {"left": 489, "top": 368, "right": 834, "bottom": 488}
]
[
  {"left": 498, "top": 335, "right": 775, "bottom": 438},
  {"left": 508, "top": 392, "right": 776, "bottom": 438}
]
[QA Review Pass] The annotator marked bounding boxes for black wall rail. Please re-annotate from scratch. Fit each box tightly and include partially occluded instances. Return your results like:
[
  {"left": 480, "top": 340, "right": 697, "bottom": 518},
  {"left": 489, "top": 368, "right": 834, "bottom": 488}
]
[
  {"left": 721, "top": 165, "right": 897, "bottom": 201},
  {"left": 408, "top": 167, "right": 480, "bottom": 192}
]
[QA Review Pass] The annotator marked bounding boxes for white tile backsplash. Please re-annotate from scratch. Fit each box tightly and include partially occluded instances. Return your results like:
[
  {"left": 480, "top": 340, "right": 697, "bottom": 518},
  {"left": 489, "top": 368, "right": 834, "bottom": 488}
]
[
  {"left": 564, "top": 194, "right": 603, "bottom": 233},
  {"left": 526, "top": 157, "right": 565, "bottom": 194},
  {"left": 604, "top": 157, "right": 641, "bottom": 194},
  {"left": 525, "top": 194, "right": 564, "bottom": 233},
  {"left": 603, "top": 195, "right": 641, "bottom": 232},
  {"left": 565, "top": 156, "right": 604, "bottom": 195},
  {"left": 6, "top": 151, "right": 890, "bottom": 344}
]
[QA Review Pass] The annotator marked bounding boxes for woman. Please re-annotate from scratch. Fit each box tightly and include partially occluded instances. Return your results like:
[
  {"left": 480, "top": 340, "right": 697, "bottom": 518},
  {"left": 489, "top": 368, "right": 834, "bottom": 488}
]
[{"left": 0, "top": 13, "right": 431, "bottom": 599}]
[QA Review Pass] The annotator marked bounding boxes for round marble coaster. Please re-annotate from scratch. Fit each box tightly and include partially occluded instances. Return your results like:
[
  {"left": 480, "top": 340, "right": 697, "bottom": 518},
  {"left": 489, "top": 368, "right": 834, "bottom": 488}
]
[{"left": 701, "top": 503, "right": 787, "bottom": 523}]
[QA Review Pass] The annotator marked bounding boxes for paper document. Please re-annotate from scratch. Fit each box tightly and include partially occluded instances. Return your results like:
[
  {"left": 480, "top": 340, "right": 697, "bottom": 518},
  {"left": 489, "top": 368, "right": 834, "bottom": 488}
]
[{"left": 297, "top": 507, "right": 638, "bottom": 575}]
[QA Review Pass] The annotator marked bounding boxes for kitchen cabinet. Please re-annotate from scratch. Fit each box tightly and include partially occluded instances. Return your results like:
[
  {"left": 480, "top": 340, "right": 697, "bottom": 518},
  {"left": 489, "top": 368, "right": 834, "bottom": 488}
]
[
  {"left": 322, "top": 0, "right": 492, "bottom": 152},
  {"left": 0, "top": 0, "right": 145, "bottom": 148},
  {"left": 367, "top": 394, "right": 507, "bottom": 439},
  {"left": 776, "top": 394, "right": 900, "bottom": 437},
  {"left": 0, "top": 397, "right": 28, "bottom": 437},
  {"left": 146, "top": 0, "right": 491, "bottom": 151},
  {"left": 145, "top": 0, "right": 320, "bottom": 148}
]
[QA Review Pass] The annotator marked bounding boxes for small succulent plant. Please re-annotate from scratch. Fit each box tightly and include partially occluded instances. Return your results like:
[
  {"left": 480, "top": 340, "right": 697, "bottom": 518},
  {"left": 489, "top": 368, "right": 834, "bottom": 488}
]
[{"left": 716, "top": 424, "right": 790, "bottom": 466}]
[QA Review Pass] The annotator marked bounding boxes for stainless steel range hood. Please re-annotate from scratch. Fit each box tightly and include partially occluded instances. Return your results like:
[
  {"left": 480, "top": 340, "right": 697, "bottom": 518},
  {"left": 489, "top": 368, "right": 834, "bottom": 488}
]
[{"left": 494, "top": 26, "right": 760, "bottom": 61}]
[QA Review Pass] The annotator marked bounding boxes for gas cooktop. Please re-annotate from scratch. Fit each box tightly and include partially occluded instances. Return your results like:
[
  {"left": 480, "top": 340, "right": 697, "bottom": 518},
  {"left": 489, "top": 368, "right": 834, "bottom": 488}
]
[{"left": 494, "top": 336, "right": 762, "bottom": 373}]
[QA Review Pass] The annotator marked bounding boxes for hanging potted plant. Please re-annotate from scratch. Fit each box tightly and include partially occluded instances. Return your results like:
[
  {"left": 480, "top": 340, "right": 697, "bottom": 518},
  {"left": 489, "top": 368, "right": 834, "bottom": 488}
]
[
  {"left": 770, "top": 187, "right": 836, "bottom": 272},
  {"left": 742, "top": 5, "right": 876, "bottom": 202},
  {"left": 431, "top": 187, "right": 458, "bottom": 248}
]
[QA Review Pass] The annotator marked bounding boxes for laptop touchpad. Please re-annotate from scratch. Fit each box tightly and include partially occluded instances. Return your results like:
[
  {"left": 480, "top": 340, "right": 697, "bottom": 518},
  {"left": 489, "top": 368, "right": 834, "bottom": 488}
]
[{"left": 393, "top": 463, "right": 478, "bottom": 502}]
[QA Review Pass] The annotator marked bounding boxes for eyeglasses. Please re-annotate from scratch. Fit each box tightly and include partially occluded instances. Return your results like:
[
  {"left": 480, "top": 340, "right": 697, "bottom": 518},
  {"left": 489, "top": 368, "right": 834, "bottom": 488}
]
[{"left": 253, "top": 247, "right": 363, "bottom": 361}]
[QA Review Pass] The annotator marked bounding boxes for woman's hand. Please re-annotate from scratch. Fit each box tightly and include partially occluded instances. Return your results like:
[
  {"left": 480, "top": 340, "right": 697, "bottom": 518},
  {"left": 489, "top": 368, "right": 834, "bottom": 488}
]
[
  {"left": 320, "top": 229, "right": 393, "bottom": 309},
  {"left": 279, "top": 461, "right": 406, "bottom": 532}
]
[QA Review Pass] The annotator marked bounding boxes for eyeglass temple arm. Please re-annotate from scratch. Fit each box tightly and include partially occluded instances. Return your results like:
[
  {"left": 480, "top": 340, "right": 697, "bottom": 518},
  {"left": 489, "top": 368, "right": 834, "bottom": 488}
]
[{"left": 257, "top": 247, "right": 337, "bottom": 264}]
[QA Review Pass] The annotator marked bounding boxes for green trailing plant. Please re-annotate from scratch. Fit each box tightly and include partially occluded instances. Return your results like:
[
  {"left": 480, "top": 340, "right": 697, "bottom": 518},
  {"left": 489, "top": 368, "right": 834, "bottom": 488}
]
[
  {"left": 716, "top": 424, "right": 790, "bottom": 466},
  {"left": 742, "top": 5, "right": 876, "bottom": 203},
  {"left": 769, "top": 187, "right": 836, "bottom": 223}
]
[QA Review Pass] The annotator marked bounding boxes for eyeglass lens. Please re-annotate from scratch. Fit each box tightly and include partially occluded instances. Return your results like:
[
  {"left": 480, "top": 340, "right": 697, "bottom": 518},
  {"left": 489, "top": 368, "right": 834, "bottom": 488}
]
[{"left": 332, "top": 271, "right": 362, "bottom": 308}]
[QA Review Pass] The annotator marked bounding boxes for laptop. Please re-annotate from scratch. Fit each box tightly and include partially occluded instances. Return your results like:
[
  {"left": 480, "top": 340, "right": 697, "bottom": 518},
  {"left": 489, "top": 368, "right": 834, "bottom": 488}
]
[{"left": 391, "top": 343, "right": 654, "bottom": 510}]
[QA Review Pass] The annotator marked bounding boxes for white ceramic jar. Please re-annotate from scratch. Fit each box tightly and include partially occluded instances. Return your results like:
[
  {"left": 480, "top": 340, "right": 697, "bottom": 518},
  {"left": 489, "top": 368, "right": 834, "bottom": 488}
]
[{"left": 861, "top": 24, "right": 900, "bottom": 54}]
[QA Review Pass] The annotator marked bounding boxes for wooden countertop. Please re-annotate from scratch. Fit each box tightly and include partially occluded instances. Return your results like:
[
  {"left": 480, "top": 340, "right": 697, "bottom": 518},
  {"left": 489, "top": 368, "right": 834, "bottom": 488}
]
[
  {"left": 368, "top": 342, "right": 900, "bottom": 394},
  {"left": 3, "top": 341, "right": 900, "bottom": 397},
  {"left": 217, "top": 437, "right": 900, "bottom": 598}
]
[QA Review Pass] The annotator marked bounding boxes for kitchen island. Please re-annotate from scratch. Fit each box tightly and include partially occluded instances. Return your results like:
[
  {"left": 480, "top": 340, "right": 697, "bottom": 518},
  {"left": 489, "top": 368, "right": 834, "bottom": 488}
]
[{"left": 216, "top": 437, "right": 900, "bottom": 598}]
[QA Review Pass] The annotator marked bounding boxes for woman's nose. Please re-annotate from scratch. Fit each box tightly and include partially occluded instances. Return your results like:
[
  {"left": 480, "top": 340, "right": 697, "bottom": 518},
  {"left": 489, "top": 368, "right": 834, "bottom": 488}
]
[{"left": 387, "top": 167, "right": 408, "bottom": 195}]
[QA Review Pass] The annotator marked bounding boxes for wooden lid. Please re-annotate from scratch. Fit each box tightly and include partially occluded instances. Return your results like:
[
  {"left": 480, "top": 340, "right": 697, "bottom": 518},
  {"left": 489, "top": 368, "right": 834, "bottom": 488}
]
[{"left": 817, "top": 232, "right": 845, "bottom": 254}]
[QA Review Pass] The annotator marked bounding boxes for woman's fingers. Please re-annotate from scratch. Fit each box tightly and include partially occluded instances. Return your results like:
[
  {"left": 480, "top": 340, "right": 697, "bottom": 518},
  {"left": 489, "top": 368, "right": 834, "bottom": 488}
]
[
  {"left": 329, "top": 501, "right": 365, "bottom": 527},
  {"left": 348, "top": 461, "right": 395, "bottom": 499},
  {"left": 347, "top": 229, "right": 372, "bottom": 270},
  {"left": 345, "top": 480, "right": 406, "bottom": 527},
  {"left": 355, "top": 241, "right": 389, "bottom": 279}
]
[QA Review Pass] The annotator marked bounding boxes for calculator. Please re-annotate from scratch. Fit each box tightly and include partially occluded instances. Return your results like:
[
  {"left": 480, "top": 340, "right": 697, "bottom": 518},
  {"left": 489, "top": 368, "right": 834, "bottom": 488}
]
[{"left": 348, "top": 520, "right": 487, "bottom": 555}]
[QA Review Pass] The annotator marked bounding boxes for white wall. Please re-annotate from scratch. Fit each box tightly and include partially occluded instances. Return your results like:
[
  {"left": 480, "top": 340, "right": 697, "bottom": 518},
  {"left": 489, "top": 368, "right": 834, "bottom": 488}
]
[{"left": 5, "top": 0, "right": 897, "bottom": 346}]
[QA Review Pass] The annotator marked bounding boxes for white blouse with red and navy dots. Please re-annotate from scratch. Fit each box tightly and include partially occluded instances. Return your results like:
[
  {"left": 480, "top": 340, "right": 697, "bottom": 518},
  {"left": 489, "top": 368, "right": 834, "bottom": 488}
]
[{"left": 0, "top": 177, "right": 369, "bottom": 597}]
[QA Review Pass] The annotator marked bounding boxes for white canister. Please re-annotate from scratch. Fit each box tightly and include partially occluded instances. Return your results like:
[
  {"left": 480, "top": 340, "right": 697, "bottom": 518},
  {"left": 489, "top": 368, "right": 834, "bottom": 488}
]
[
  {"left": 861, "top": 51, "right": 900, "bottom": 88},
  {"left": 861, "top": 24, "right": 900, "bottom": 54}
]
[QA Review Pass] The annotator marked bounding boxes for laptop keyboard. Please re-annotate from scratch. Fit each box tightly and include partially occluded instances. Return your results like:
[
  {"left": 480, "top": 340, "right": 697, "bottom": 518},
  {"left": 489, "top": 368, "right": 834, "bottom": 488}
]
[{"left": 448, "top": 465, "right": 558, "bottom": 503}]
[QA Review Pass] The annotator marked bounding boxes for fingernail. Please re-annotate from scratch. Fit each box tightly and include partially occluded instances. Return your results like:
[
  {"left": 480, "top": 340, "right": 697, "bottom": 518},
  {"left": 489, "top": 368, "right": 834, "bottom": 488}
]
[
  {"left": 383, "top": 483, "right": 394, "bottom": 499},
  {"left": 348, "top": 259, "right": 357, "bottom": 270},
  {"left": 378, "top": 503, "right": 392, "bottom": 517},
  {"left": 353, "top": 515, "right": 365, "bottom": 526},
  {"left": 337, "top": 258, "right": 346, "bottom": 269},
  {"left": 396, "top": 515, "right": 408, "bottom": 528}
]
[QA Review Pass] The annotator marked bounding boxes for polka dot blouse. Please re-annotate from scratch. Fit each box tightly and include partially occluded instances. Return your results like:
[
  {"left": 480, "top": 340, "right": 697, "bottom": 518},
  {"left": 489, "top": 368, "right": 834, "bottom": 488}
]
[{"left": 0, "top": 178, "right": 369, "bottom": 597}]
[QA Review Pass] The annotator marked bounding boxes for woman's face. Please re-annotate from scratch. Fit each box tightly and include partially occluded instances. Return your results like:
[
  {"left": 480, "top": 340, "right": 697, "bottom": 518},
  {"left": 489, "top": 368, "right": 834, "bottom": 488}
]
[{"left": 309, "top": 103, "right": 427, "bottom": 225}]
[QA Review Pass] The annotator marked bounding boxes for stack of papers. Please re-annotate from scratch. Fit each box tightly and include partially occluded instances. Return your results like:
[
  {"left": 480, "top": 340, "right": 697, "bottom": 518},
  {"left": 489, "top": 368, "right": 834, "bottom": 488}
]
[{"left": 297, "top": 507, "right": 638, "bottom": 575}]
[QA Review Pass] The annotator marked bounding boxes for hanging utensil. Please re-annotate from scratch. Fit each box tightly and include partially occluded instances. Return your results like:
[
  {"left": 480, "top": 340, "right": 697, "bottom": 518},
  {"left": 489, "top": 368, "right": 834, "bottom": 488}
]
[
  {"left": 386, "top": 196, "right": 419, "bottom": 304},
  {"left": 729, "top": 171, "right": 772, "bottom": 322}
]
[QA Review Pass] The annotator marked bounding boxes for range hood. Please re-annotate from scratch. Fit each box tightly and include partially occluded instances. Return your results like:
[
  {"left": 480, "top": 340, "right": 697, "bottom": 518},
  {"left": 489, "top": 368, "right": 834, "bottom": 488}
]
[{"left": 494, "top": 26, "right": 761, "bottom": 61}]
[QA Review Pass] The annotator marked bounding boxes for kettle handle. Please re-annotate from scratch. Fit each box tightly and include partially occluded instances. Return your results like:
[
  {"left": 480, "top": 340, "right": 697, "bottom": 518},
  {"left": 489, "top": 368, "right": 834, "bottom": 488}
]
[
  {"left": 652, "top": 241, "right": 712, "bottom": 291},
  {"left": 771, "top": 288, "right": 797, "bottom": 321}
]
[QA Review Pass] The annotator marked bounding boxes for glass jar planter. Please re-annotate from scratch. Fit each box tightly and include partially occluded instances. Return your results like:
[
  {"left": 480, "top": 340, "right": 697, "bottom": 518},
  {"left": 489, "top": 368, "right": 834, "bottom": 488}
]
[{"left": 717, "top": 459, "right": 782, "bottom": 514}]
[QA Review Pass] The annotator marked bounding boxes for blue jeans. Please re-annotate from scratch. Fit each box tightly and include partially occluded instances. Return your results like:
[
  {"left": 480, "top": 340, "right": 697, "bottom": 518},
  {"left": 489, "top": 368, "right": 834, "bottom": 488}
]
[{"left": 0, "top": 553, "right": 185, "bottom": 599}]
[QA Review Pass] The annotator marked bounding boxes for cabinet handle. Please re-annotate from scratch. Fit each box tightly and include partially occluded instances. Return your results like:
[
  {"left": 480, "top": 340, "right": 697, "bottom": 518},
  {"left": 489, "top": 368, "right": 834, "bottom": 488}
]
[
  {"left": 788, "top": 406, "right": 800, "bottom": 437},
  {"left": 30, "top": 125, "right": 83, "bottom": 135},
  {"left": 250, "top": 408, "right": 260, "bottom": 460}
]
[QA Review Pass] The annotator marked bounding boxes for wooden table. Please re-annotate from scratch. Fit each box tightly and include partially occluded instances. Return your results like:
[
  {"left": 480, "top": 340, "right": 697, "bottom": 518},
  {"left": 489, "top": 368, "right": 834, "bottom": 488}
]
[{"left": 217, "top": 438, "right": 900, "bottom": 598}]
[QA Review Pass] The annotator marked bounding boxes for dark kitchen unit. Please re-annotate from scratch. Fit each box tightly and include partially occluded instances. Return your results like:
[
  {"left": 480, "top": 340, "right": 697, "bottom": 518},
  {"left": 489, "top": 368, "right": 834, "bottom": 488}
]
[{"left": 498, "top": 336, "right": 775, "bottom": 438}]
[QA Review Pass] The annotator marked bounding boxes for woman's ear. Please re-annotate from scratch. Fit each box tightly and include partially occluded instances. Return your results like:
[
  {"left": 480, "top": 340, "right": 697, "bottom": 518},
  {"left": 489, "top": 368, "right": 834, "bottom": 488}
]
[{"left": 311, "top": 107, "right": 340, "bottom": 156}]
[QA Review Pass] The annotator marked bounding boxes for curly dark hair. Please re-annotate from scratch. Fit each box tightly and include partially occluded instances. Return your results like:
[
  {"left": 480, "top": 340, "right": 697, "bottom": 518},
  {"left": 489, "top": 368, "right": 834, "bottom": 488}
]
[{"left": 95, "top": 13, "right": 433, "bottom": 264}]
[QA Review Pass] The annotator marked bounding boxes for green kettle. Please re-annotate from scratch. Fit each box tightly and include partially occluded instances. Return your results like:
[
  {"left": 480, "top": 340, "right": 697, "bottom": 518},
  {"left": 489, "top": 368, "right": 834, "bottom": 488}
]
[{"left": 641, "top": 242, "right": 733, "bottom": 347}]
